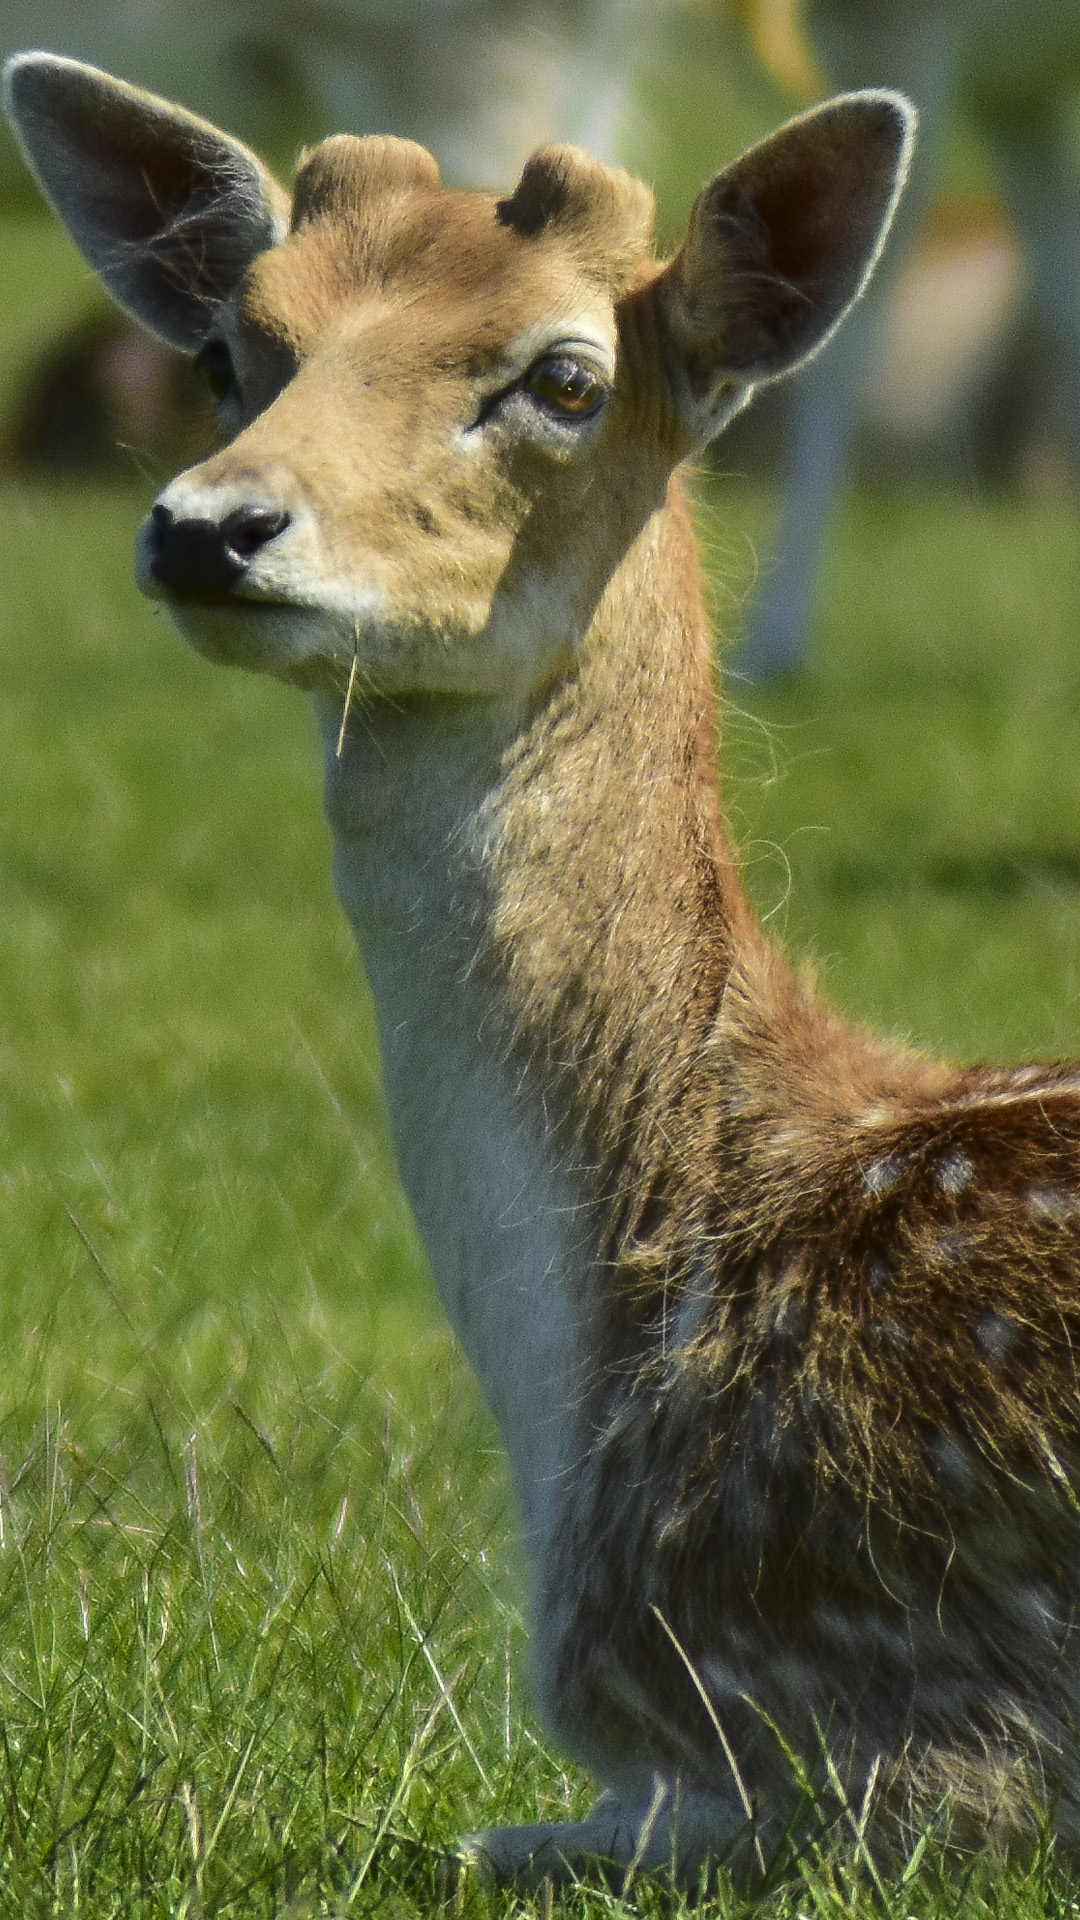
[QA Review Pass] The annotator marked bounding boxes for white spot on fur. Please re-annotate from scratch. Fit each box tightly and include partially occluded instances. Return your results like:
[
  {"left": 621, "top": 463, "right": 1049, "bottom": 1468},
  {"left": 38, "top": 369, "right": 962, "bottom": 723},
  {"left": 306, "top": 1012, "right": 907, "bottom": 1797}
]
[
  {"left": 941, "top": 1078, "right": 1080, "bottom": 1117},
  {"left": 974, "top": 1311, "right": 1017, "bottom": 1364},
  {"left": 702, "top": 1657, "right": 748, "bottom": 1702},
  {"left": 930, "top": 1430, "right": 976, "bottom": 1494},
  {"left": 931, "top": 1227, "right": 971, "bottom": 1264},
  {"left": 500, "top": 318, "right": 617, "bottom": 385},
  {"left": 771, "top": 1126, "right": 804, "bottom": 1152},
  {"left": 1026, "top": 1186, "right": 1079, "bottom": 1223},
  {"left": 875, "top": 1319, "right": 910, "bottom": 1350},
  {"left": 1015, "top": 1583, "right": 1065, "bottom": 1634},
  {"left": 936, "top": 1151, "right": 974, "bottom": 1195},
  {"left": 863, "top": 1156, "right": 904, "bottom": 1197},
  {"left": 671, "top": 1267, "right": 713, "bottom": 1349}
]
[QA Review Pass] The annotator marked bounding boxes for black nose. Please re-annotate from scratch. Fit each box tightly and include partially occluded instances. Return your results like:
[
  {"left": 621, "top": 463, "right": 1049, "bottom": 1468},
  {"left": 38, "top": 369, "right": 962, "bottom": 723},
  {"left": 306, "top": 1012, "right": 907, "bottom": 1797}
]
[{"left": 146, "top": 501, "right": 290, "bottom": 600}]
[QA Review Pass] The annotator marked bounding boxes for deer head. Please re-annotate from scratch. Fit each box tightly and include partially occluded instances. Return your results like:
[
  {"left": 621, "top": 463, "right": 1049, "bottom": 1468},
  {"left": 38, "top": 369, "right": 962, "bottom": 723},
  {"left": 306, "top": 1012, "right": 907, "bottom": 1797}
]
[{"left": 4, "top": 53, "right": 912, "bottom": 703}]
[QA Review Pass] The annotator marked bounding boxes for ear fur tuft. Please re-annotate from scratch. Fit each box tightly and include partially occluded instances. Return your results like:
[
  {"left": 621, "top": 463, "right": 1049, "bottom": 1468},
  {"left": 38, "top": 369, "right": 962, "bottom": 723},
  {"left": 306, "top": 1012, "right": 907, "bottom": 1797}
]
[{"left": 497, "top": 144, "right": 654, "bottom": 284}]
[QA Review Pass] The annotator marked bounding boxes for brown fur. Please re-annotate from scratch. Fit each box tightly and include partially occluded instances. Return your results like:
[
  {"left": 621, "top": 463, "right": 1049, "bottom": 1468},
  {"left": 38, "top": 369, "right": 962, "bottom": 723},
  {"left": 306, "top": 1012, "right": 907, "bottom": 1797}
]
[{"left": 482, "top": 470, "right": 1080, "bottom": 1859}]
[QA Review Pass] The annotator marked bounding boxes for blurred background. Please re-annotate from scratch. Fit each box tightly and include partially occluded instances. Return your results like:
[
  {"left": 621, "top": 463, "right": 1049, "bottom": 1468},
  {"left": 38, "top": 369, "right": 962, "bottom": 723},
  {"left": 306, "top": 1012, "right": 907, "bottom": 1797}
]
[
  {"left": 0, "top": 0, "right": 781, "bottom": 482},
  {"left": 3, "top": 0, "right": 1080, "bottom": 638}
]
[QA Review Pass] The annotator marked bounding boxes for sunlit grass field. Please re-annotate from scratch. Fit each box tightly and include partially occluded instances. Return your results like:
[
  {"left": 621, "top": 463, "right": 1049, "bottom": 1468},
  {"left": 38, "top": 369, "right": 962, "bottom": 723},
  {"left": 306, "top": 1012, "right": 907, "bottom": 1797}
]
[{"left": 5, "top": 244, "right": 1080, "bottom": 1918}]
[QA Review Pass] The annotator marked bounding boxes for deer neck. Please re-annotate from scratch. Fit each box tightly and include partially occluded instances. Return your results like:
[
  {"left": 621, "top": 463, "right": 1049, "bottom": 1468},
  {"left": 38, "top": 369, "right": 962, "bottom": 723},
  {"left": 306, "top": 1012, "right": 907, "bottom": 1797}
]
[{"left": 319, "top": 475, "right": 749, "bottom": 1542}]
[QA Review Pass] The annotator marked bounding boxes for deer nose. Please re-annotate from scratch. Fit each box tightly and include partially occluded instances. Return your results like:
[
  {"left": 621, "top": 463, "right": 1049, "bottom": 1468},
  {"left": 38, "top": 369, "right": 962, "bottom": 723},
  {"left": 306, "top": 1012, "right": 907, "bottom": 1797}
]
[{"left": 143, "top": 500, "right": 290, "bottom": 599}]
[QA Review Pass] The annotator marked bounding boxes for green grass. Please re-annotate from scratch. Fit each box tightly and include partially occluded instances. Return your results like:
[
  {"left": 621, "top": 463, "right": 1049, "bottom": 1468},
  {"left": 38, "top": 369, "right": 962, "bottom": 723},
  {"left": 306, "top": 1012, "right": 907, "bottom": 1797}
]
[
  {"left": 5, "top": 463, "right": 1080, "bottom": 1914},
  {"left": 0, "top": 217, "right": 100, "bottom": 426},
  {"left": 707, "top": 475, "right": 1080, "bottom": 1061}
]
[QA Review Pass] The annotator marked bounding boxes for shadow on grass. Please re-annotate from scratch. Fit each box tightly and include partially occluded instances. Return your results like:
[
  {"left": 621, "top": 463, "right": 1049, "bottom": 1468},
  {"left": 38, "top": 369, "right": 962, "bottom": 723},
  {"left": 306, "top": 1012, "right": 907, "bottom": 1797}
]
[{"left": 828, "top": 845, "right": 1080, "bottom": 901}]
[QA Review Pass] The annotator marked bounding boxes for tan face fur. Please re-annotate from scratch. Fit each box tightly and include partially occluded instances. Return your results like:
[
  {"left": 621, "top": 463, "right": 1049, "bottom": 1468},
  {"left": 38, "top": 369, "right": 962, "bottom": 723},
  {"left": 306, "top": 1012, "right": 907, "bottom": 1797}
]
[
  {"left": 142, "top": 137, "right": 670, "bottom": 698},
  {"left": 4, "top": 55, "right": 913, "bottom": 718}
]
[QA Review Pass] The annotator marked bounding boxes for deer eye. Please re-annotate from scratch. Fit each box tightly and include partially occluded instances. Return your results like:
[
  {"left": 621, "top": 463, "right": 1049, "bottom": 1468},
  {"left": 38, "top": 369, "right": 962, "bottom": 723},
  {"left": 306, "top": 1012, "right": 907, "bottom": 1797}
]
[
  {"left": 523, "top": 354, "right": 607, "bottom": 418},
  {"left": 194, "top": 336, "right": 240, "bottom": 405}
]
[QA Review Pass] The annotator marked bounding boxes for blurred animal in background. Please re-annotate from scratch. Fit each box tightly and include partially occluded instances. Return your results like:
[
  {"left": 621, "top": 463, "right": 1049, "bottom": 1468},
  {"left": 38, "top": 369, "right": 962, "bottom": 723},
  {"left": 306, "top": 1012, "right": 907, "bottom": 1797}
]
[
  {"left": 0, "top": 0, "right": 658, "bottom": 479},
  {"left": 0, "top": 311, "right": 216, "bottom": 478},
  {"left": 732, "top": 0, "right": 1080, "bottom": 675},
  {"left": 0, "top": 0, "right": 650, "bottom": 192},
  {"left": 6, "top": 0, "right": 1075, "bottom": 522}
]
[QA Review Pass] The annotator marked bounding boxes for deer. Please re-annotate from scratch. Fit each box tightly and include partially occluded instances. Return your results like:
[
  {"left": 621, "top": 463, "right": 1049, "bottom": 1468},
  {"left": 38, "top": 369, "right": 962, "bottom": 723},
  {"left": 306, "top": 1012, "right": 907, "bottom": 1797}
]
[{"left": 7, "top": 48, "right": 1080, "bottom": 1892}]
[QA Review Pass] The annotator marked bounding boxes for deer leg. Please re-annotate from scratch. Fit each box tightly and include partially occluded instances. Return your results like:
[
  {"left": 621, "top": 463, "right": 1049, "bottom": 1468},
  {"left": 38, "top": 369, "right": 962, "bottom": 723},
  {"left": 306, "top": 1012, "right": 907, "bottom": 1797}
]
[
  {"left": 462, "top": 1782, "right": 754, "bottom": 1889},
  {"left": 990, "top": 104, "right": 1080, "bottom": 477}
]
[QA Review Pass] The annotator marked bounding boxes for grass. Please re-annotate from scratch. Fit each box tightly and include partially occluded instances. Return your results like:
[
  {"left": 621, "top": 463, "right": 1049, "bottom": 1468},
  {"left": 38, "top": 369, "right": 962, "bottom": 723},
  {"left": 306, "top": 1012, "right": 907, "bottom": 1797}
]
[
  {"left": 0, "top": 215, "right": 99, "bottom": 426},
  {"left": 5, "top": 356, "right": 1080, "bottom": 1905},
  {"left": 708, "top": 474, "right": 1080, "bottom": 1062}
]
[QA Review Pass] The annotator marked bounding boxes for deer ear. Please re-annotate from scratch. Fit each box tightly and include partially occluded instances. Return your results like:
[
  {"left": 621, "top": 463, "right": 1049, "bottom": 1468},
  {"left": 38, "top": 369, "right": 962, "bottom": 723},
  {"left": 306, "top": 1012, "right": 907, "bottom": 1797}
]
[
  {"left": 654, "top": 90, "right": 915, "bottom": 445},
  {"left": 2, "top": 51, "right": 290, "bottom": 350}
]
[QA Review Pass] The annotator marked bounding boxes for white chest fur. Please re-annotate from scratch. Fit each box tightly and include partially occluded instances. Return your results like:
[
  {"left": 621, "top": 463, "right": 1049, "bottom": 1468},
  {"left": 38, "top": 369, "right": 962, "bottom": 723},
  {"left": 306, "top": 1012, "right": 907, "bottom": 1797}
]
[{"left": 319, "top": 695, "right": 591, "bottom": 1555}]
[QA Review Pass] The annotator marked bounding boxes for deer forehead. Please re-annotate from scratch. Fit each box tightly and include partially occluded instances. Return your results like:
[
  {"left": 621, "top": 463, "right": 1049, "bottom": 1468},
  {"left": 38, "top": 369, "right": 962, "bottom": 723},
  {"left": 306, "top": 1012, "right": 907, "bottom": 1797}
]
[
  {"left": 238, "top": 237, "right": 616, "bottom": 391},
  {"left": 286, "top": 131, "right": 656, "bottom": 274},
  {"left": 230, "top": 134, "right": 658, "bottom": 393}
]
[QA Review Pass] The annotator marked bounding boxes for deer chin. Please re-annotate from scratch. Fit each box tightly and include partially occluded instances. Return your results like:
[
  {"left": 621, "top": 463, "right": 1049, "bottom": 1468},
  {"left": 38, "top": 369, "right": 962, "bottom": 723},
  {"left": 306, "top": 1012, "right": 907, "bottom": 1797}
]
[
  {"left": 161, "top": 590, "right": 566, "bottom": 703},
  {"left": 161, "top": 598, "right": 358, "bottom": 692}
]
